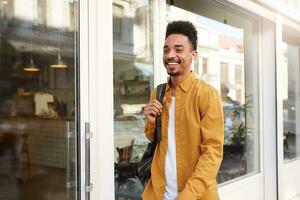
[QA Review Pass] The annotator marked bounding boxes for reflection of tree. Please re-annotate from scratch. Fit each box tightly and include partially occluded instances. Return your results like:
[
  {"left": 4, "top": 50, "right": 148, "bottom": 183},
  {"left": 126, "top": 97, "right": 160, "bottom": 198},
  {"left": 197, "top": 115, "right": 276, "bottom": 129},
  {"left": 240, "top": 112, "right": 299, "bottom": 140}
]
[
  {"left": 225, "top": 94, "right": 254, "bottom": 146},
  {"left": 227, "top": 120, "right": 245, "bottom": 145},
  {"left": 219, "top": 94, "right": 254, "bottom": 183}
]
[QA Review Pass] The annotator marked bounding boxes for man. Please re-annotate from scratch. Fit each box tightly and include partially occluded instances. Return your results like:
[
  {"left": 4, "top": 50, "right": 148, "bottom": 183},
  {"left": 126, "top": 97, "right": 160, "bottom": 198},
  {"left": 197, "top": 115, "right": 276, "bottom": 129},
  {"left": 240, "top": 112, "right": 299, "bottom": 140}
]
[{"left": 142, "top": 21, "right": 224, "bottom": 200}]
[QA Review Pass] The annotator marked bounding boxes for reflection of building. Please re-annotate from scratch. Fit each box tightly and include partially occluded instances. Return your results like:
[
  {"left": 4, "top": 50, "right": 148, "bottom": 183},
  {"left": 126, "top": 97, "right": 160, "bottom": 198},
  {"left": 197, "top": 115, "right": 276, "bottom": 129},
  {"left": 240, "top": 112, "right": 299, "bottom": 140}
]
[
  {"left": 112, "top": 4, "right": 154, "bottom": 194},
  {"left": 166, "top": 6, "right": 249, "bottom": 185},
  {"left": 0, "top": 1, "right": 78, "bottom": 199},
  {"left": 0, "top": 0, "right": 78, "bottom": 113},
  {"left": 2, "top": 0, "right": 76, "bottom": 30},
  {"left": 113, "top": 0, "right": 153, "bottom": 114},
  {"left": 167, "top": 6, "right": 245, "bottom": 104}
]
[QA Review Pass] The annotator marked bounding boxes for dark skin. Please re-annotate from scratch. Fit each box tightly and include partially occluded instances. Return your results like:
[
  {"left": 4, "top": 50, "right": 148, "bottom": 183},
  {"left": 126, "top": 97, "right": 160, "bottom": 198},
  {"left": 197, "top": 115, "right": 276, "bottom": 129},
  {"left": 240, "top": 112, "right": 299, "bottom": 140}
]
[{"left": 143, "top": 34, "right": 197, "bottom": 125}]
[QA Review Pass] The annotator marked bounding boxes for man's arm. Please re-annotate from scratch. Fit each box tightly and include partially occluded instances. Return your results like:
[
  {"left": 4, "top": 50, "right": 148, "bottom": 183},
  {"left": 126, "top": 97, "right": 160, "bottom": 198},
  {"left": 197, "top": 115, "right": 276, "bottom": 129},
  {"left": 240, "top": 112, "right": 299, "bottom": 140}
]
[{"left": 177, "top": 89, "right": 224, "bottom": 200}]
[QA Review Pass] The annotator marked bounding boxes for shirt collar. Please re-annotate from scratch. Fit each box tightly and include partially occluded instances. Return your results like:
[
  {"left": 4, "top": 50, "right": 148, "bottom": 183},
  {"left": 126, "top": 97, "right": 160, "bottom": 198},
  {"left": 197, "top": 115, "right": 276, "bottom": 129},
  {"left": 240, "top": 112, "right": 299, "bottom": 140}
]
[{"left": 166, "top": 72, "right": 197, "bottom": 93}]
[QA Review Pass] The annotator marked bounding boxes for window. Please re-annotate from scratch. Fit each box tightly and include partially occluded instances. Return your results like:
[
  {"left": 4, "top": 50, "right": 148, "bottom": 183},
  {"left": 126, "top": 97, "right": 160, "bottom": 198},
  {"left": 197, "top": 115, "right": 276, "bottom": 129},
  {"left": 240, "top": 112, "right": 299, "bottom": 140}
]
[
  {"left": 203, "top": 57, "right": 208, "bottom": 74},
  {"left": 113, "top": 4, "right": 124, "bottom": 40},
  {"left": 196, "top": 57, "right": 209, "bottom": 80},
  {"left": 220, "top": 62, "right": 229, "bottom": 83},
  {"left": 282, "top": 28, "right": 300, "bottom": 161},
  {"left": 113, "top": 0, "right": 153, "bottom": 199},
  {"left": 0, "top": 0, "right": 79, "bottom": 199},
  {"left": 235, "top": 64, "right": 242, "bottom": 84},
  {"left": 167, "top": 1, "right": 259, "bottom": 184}
]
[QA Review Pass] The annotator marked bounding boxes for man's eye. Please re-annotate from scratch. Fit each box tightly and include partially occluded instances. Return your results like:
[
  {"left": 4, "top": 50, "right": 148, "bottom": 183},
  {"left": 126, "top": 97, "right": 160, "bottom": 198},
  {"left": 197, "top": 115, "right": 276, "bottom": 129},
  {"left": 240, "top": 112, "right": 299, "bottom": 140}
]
[
  {"left": 176, "top": 49, "right": 183, "bottom": 53},
  {"left": 163, "top": 49, "right": 169, "bottom": 54}
]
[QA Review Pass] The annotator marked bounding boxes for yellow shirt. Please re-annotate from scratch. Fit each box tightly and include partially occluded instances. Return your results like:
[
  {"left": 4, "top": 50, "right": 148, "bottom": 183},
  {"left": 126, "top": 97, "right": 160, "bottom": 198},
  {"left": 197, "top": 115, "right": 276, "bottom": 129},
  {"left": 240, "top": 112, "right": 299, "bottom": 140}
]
[{"left": 142, "top": 73, "right": 224, "bottom": 200}]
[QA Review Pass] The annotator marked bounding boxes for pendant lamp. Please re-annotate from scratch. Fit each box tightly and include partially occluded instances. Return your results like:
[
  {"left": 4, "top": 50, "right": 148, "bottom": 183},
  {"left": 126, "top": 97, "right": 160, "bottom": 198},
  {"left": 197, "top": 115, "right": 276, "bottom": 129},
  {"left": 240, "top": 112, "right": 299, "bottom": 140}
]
[
  {"left": 23, "top": 56, "right": 39, "bottom": 72},
  {"left": 23, "top": 4, "right": 39, "bottom": 72},
  {"left": 50, "top": 50, "right": 67, "bottom": 68},
  {"left": 51, "top": 29, "right": 67, "bottom": 69}
]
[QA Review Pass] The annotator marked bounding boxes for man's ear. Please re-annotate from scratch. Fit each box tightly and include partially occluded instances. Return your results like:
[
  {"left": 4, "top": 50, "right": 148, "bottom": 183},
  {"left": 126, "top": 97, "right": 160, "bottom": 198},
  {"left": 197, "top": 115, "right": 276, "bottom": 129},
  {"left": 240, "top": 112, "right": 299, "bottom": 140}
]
[{"left": 192, "top": 50, "right": 198, "bottom": 61}]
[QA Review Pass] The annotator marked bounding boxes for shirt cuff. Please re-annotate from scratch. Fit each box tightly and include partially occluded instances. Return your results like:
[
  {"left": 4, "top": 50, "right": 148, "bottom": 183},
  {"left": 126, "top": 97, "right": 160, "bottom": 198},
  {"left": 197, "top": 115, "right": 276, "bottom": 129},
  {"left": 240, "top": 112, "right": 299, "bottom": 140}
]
[{"left": 144, "top": 121, "right": 156, "bottom": 140}]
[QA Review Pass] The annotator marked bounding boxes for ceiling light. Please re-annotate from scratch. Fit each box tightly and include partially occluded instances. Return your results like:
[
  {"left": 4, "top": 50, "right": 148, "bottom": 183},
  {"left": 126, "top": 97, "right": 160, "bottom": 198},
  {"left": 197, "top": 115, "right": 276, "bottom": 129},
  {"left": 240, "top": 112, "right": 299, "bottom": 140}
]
[
  {"left": 23, "top": 57, "right": 40, "bottom": 72},
  {"left": 50, "top": 51, "right": 67, "bottom": 68}
]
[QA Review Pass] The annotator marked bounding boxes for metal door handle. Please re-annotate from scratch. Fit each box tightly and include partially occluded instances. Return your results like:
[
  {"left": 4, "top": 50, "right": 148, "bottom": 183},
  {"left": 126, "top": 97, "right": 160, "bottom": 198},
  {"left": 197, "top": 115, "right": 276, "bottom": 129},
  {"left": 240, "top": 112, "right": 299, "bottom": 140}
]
[
  {"left": 65, "top": 121, "right": 75, "bottom": 199},
  {"left": 85, "top": 122, "right": 93, "bottom": 199}
]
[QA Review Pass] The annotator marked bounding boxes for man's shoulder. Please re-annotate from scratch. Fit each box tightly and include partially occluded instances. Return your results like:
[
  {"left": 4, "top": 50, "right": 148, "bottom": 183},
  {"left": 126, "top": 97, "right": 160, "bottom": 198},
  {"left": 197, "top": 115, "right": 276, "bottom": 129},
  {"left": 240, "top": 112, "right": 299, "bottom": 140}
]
[{"left": 194, "top": 79, "right": 219, "bottom": 95}]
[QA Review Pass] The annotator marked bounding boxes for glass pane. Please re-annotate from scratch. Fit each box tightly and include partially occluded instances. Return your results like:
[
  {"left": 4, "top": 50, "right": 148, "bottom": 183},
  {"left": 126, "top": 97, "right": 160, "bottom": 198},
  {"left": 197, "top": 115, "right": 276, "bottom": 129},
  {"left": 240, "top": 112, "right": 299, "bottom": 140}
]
[
  {"left": 282, "top": 29, "right": 300, "bottom": 161},
  {"left": 0, "top": 0, "right": 79, "bottom": 199},
  {"left": 166, "top": 2, "right": 259, "bottom": 184},
  {"left": 113, "top": 0, "right": 153, "bottom": 199}
]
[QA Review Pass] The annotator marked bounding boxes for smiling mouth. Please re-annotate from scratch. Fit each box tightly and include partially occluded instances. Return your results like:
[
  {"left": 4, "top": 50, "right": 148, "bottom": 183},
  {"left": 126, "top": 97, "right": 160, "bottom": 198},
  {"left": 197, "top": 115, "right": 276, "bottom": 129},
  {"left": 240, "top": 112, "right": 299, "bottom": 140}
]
[
  {"left": 167, "top": 62, "right": 179, "bottom": 65},
  {"left": 165, "top": 60, "right": 181, "bottom": 66}
]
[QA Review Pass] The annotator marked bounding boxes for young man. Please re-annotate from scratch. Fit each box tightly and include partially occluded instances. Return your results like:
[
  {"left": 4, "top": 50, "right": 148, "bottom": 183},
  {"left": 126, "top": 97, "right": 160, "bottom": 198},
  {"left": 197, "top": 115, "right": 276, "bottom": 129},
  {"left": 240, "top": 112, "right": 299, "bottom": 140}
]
[{"left": 142, "top": 21, "right": 224, "bottom": 200}]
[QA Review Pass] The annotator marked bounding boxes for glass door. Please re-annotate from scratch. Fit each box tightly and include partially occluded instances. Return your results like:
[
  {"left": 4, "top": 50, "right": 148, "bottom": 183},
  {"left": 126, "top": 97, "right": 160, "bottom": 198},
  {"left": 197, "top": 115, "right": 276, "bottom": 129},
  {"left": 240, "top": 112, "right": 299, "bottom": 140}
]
[
  {"left": 113, "top": 0, "right": 154, "bottom": 199},
  {"left": 0, "top": 0, "right": 79, "bottom": 199}
]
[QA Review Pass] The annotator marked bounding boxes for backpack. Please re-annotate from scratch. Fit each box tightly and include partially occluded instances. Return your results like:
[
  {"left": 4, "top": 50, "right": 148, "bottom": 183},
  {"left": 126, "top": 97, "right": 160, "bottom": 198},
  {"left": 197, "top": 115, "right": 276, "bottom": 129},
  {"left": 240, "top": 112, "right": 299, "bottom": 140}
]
[{"left": 137, "top": 83, "right": 166, "bottom": 187}]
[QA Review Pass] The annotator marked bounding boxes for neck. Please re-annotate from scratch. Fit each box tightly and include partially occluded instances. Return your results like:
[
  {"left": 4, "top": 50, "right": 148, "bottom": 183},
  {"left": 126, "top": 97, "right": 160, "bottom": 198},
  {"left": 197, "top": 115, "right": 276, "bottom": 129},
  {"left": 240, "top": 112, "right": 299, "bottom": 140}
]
[{"left": 169, "top": 71, "right": 192, "bottom": 95}]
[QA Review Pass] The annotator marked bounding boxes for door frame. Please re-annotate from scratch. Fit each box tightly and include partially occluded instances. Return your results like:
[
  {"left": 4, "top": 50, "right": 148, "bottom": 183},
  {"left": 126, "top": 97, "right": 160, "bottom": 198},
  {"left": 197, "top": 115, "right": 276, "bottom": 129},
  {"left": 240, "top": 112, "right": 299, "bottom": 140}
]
[
  {"left": 79, "top": 0, "right": 91, "bottom": 199},
  {"left": 87, "top": 0, "right": 114, "bottom": 200}
]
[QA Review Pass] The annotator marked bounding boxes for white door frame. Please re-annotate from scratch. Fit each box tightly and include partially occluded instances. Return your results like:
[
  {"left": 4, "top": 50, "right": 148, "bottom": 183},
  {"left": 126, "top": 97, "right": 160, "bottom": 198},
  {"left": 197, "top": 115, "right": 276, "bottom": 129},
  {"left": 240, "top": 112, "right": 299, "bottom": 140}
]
[
  {"left": 260, "top": 18, "right": 277, "bottom": 200},
  {"left": 86, "top": 0, "right": 114, "bottom": 199},
  {"left": 276, "top": 14, "right": 284, "bottom": 200}
]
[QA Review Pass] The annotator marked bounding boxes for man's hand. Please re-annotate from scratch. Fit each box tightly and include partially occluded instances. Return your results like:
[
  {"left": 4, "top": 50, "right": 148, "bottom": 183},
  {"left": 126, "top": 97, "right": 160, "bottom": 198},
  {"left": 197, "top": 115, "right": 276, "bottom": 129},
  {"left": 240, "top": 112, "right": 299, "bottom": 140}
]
[{"left": 143, "top": 99, "right": 163, "bottom": 124}]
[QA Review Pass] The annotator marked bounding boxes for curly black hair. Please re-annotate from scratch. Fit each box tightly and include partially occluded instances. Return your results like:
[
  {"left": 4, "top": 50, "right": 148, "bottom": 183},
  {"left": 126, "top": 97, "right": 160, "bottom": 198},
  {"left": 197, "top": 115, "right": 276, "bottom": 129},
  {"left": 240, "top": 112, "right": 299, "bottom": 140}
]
[{"left": 165, "top": 20, "right": 198, "bottom": 50}]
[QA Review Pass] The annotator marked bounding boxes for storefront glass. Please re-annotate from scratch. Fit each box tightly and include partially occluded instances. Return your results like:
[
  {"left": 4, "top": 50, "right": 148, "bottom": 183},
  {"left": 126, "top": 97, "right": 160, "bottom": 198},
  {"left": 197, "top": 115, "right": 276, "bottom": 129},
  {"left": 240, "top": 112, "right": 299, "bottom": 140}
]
[
  {"left": 282, "top": 28, "right": 300, "bottom": 161},
  {"left": 167, "top": 0, "right": 260, "bottom": 184},
  {"left": 0, "top": 0, "right": 79, "bottom": 199},
  {"left": 113, "top": 0, "right": 153, "bottom": 199}
]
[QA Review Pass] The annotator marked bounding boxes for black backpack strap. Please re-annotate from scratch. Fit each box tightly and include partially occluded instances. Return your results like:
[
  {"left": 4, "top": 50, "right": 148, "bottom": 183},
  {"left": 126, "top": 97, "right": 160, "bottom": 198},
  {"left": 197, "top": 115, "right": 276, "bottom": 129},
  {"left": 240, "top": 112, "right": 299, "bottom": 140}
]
[{"left": 155, "top": 83, "right": 166, "bottom": 142}]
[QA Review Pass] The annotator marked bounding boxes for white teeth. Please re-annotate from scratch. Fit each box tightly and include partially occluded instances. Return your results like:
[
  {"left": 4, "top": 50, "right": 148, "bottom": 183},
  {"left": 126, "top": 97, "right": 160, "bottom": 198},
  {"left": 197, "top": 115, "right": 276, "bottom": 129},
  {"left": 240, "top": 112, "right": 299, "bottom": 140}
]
[{"left": 168, "top": 62, "right": 178, "bottom": 65}]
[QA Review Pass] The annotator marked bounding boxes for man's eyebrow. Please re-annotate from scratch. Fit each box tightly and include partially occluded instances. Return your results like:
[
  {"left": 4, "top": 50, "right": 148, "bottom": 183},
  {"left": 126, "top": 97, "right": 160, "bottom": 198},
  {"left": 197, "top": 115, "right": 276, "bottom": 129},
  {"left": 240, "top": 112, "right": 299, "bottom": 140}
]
[
  {"left": 163, "top": 44, "right": 184, "bottom": 48},
  {"left": 174, "top": 44, "right": 184, "bottom": 48}
]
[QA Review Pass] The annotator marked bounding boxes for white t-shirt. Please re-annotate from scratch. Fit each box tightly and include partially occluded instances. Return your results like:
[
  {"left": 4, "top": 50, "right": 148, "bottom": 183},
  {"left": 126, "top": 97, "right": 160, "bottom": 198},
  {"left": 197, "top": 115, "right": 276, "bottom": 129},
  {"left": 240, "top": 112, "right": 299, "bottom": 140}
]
[{"left": 163, "top": 97, "right": 178, "bottom": 200}]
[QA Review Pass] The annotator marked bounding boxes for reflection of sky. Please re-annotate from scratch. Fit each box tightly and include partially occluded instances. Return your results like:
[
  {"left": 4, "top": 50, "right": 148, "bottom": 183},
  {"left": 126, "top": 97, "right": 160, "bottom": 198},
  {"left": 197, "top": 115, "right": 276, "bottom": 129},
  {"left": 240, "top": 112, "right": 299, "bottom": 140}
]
[{"left": 196, "top": 15, "right": 243, "bottom": 40}]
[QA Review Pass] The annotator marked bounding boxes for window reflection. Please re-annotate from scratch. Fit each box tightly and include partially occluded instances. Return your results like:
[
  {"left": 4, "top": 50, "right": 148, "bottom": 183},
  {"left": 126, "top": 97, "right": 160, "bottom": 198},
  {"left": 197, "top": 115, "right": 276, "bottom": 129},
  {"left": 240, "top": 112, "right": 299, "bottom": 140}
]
[
  {"left": 282, "top": 30, "right": 300, "bottom": 161},
  {"left": 167, "top": 4, "right": 259, "bottom": 184},
  {"left": 113, "top": 0, "right": 153, "bottom": 199},
  {"left": 0, "top": 0, "right": 78, "bottom": 199}
]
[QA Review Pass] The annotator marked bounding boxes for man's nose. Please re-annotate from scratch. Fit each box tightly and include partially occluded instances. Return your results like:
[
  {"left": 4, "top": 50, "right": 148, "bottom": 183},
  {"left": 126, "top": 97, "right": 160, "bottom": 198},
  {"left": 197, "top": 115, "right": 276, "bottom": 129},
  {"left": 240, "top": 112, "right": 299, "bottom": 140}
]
[{"left": 166, "top": 49, "right": 176, "bottom": 58}]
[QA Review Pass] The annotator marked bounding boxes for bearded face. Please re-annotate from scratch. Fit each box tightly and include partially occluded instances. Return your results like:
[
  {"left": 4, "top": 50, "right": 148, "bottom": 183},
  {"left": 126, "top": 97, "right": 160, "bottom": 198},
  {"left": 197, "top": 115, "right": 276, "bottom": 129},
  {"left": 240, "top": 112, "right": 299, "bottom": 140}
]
[{"left": 163, "top": 34, "right": 197, "bottom": 77}]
